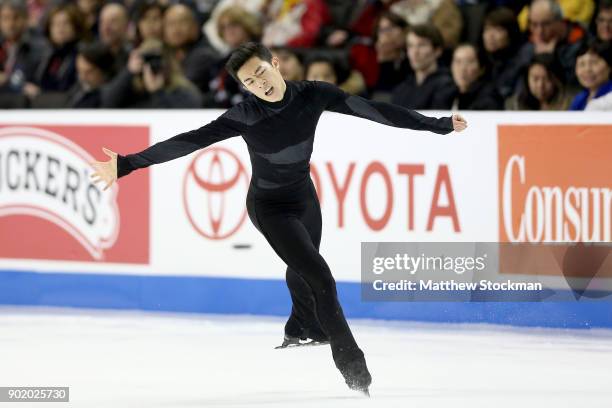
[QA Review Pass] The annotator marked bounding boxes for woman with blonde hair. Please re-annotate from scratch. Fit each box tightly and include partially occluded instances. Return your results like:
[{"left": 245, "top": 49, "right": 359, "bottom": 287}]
[
  {"left": 202, "top": 5, "right": 263, "bottom": 107},
  {"left": 216, "top": 5, "right": 262, "bottom": 49}
]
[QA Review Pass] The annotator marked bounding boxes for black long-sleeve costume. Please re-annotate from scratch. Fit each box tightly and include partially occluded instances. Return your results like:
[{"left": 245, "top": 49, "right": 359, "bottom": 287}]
[
  {"left": 117, "top": 80, "right": 453, "bottom": 386},
  {"left": 118, "top": 80, "right": 453, "bottom": 183}
]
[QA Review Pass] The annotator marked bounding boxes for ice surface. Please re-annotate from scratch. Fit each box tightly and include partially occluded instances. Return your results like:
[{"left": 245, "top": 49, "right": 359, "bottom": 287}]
[{"left": 1, "top": 307, "right": 611, "bottom": 408}]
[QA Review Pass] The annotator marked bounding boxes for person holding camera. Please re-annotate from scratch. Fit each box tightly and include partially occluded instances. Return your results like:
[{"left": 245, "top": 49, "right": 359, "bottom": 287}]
[{"left": 101, "top": 38, "right": 203, "bottom": 108}]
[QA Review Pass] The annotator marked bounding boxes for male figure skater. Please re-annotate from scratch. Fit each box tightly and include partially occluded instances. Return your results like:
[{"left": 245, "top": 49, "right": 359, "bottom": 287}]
[{"left": 90, "top": 42, "right": 468, "bottom": 395}]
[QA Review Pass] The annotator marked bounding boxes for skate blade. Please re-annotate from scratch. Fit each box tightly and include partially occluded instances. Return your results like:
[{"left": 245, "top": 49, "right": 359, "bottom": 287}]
[
  {"left": 274, "top": 340, "right": 330, "bottom": 349},
  {"left": 351, "top": 387, "right": 370, "bottom": 397}
]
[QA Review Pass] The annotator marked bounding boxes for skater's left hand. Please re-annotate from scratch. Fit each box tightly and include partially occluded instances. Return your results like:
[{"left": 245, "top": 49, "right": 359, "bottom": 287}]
[
  {"left": 90, "top": 147, "right": 118, "bottom": 191},
  {"left": 452, "top": 114, "right": 467, "bottom": 132}
]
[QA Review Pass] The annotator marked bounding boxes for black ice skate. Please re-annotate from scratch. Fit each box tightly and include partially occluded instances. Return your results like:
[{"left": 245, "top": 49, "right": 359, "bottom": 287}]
[
  {"left": 274, "top": 327, "right": 330, "bottom": 349},
  {"left": 274, "top": 334, "right": 330, "bottom": 349},
  {"left": 338, "top": 358, "right": 372, "bottom": 397}
]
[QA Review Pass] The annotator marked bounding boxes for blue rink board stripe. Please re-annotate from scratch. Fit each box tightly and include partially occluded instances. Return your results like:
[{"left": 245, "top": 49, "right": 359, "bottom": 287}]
[{"left": 0, "top": 270, "right": 611, "bottom": 328}]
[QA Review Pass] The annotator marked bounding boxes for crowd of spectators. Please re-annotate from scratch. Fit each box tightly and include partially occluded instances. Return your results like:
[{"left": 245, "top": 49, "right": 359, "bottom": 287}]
[{"left": 0, "top": 0, "right": 610, "bottom": 110}]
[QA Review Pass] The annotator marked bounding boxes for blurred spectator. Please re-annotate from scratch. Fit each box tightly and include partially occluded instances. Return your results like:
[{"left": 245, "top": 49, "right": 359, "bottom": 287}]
[
  {"left": 305, "top": 55, "right": 337, "bottom": 83},
  {"left": 444, "top": 43, "right": 503, "bottom": 110},
  {"left": 585, "top": 89, "right": 612, "bottom": 109},
  {"left": 201, "top": 5, "right": 262, "bottom": 107},
  {"left": 481, "top": 7, "right": 529, "bottom": 98},
  {"left": 32, "top": 4, "right": 86, "bottom": 95},
  {"left": 133, "top": 0, "right": 165, "bottom": 46},
  {"left": 304, "top": 52, "right": 366, "bottom": 95},
  {"left": 261, "top": 0, "right": 331, "bottom": 48},
  {"left": 164, "top": 3, "right": 219, "bottom": 92},
  {"left": 519, "top": 0, "right": 587, "bottom": 86},
  {"left": 26, "top": 0, "right": 49, "bottom": 31},
  {"left": 557, "top": 0, "right": 595, "bottom": 26},
  {"left": 370, "top": 11, "right": 411, "bottom": 98},
  {"left": 99, "top": 2, "right": 131, "bottom": 70},
  {"left": 102, "top": 39, "right": 202, "bottom": 108},
  {"left": 391, "top": 24, "right": 453, "bottom": 109},
  {"left": 518, "top": 0, "right": 595, "bottom": 29},
  {"left": 506, "top": 53, "right": 573, "bottom": 110},
  {"left": 270, "top": 46, "right": 304, "bottom": 80},
  {"left": 76, "top": 0, "right": 102, "bottom": 35},
  {"left": 316, "top": 0, "right": 394, "bottom": 88},
  {"left": 389, "top": 0, "right": 463, "bottom": 50},
  {"left": 456, "top": 0, "right": 488, "bottom": 45},
  {"left": 203, "top": 0, "right": 265, "bottom": 55},
  {"left": 569, "top": 39, "right": 612, "bottom": 110},
  {"left": 595, "top": 0, "right": 612, "bottom": 42},
  {"left": 65, "top": 41, "right": 115, "bottom": 108},
  {"left": 0, "top": 0, "right": 44, "bottom": 107},
  {"left": 216, "top": 5, "right": 262, "bottom": 50}
]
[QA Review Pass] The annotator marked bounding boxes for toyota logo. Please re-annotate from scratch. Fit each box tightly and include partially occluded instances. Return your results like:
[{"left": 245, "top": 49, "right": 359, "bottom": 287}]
[{"left": 182, "top": 147, "right": 250, "bottom": 240}]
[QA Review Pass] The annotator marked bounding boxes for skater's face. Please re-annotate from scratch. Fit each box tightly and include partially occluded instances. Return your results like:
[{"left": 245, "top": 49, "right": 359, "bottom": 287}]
[{"left": 237, "top": 56, "right": 287, "bottom": 102}]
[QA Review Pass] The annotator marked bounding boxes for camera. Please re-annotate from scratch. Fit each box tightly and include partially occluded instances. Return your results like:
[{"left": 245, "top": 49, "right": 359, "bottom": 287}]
[{"left": 141, "top": 51, "right": 164, "bottom": 75}]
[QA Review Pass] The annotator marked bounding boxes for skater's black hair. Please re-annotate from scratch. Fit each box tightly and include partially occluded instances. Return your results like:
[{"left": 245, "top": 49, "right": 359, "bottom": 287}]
[{"left": 226, "top": 42, "right": 273, "bottom": 83}]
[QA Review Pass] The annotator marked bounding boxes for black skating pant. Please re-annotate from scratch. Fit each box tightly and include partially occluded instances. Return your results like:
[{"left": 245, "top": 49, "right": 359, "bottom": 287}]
[{"left": 246, "top": 177, "right": 364, "bottom": 367}]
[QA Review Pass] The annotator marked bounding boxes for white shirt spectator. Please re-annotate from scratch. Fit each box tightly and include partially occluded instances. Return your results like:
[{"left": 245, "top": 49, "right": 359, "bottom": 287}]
[{"left": 585, "top": 91, "right": 612, "bottom": 111}]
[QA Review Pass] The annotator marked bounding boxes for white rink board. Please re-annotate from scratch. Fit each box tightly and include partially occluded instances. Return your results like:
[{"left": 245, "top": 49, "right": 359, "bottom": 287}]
[
  {"left": 152, "top": 110, "right": 499, "bottom": 281},
  {"left": 0, "top": 111, "right": 610, "bottom": 284}
]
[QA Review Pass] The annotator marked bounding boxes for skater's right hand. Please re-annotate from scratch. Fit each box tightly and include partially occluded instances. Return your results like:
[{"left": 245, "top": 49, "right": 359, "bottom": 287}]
[
  {"left": 452, "top": 114, "right": 468, "bottom": 132},
  {"left": 90, "top": 147, "right": 118, "bottom": 191}
]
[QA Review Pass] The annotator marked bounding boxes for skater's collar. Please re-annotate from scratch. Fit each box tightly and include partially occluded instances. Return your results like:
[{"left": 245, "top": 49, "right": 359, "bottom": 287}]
[{"left": 258, "top": 80, "right": 292, "bottom": 109}]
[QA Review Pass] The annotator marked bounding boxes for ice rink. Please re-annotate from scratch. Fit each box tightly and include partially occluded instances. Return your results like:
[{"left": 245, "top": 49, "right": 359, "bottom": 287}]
[{"left": 1, "top": 307, "right": 611, "bottom": 408}]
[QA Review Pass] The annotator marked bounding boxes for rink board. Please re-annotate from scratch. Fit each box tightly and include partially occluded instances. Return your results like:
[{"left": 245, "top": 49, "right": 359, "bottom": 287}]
[
  {"left": 1, "top": 270, "right": 611, "bottom": 328},
  {"left": 0, "top": 111, "right": 610, "bottom": 327}
]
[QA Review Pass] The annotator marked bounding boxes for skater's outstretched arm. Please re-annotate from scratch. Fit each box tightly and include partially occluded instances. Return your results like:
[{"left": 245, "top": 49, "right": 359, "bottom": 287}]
[
  {"left": 90, "top": 109, "right": 246, "bottom": 189},
  {"left": 312, "top": 80, "right": 467, "bottom": 134}
]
